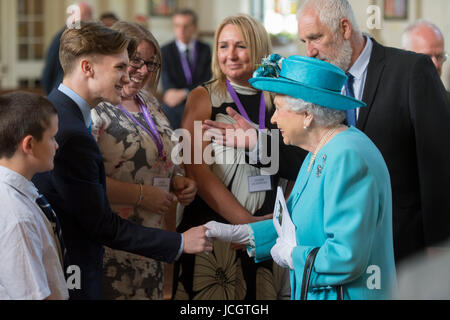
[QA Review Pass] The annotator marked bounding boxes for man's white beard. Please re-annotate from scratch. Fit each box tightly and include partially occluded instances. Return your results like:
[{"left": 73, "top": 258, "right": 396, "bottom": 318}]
[{"left": 329, "top": 36, "right": 353, "bottom": 72}]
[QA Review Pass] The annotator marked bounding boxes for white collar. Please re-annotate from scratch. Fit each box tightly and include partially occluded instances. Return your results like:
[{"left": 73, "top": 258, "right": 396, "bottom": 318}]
[
  {"left": 348, "top": 35, "right": 373, "bottom": 80},
  {"left": 229, "top": 80, "right": 258, "bottom": 95},
  {"left": 58, "top": 83, "right": 92, "bottom": 128},
  {"left": 0, "top": 165, "right": 40, "bottom": 202},
  {"left": 175, "top": 39, "right": 197, "bottom": 53}
]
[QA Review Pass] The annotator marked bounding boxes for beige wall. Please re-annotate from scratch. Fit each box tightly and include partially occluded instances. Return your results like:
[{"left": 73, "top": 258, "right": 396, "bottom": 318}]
[
  {"left": 293, "top": 0, "right": 450, "bottom": 89},
  {"left": 3, "top": 0, "right": 450, "bottom": 89}
]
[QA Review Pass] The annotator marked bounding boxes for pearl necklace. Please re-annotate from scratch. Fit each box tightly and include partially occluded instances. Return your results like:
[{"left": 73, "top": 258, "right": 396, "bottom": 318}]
[{"left": 307, "top": 125, "right": 341, "bottom": 173}]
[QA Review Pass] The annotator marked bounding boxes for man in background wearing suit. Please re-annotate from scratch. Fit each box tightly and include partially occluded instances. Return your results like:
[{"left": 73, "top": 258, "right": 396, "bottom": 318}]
[
  {"left": 41, "top": 2, "right": 93, "bottom": 96},
  {"left": 161, "top": 8, "right": 212, "bottom": 129},
  {"left": 401, "top": 20, "right": 450, "bottom": 103},
  {"left": 33, "top": 22, "right": 212, "bottom": 300},
  {"left": 297, "top": 0, "right": 450, "bottom": 264}
]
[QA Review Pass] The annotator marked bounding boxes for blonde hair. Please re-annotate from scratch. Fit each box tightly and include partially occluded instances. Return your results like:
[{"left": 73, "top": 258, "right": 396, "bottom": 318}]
[
  {"left": 111, "top": 21, "right": 162, "bottom": 91},
  {"left": 59, "top": 22, "right": 136, "bottom": 76},
  {"left": 212, "top": 14, "right": 272, "bottom": 98}
]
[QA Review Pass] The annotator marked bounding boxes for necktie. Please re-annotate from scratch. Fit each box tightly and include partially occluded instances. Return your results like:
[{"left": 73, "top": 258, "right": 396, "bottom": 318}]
[
  {"left": 36, "top": 194, "right": 70, "bottom": 271},
  {"left": 344, "top": 72, "right": 357, "bottom": 127}
]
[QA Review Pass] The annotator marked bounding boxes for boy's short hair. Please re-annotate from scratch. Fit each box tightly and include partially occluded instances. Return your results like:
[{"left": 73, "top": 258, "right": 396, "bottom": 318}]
[
  {"left": 0, "top": 92, "right": 58, "bottom": 159},
  {"left": 59, "top": 22, "right": 137, "bottom": 75}
]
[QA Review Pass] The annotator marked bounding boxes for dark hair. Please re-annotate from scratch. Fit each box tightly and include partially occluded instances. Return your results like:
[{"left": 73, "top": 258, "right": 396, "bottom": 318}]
[
  {"left": 0, "top": 92, "right": 58, "bottom": 159},
  {"left": 173, "top": 8, "right": 198, "bottom": 26},
  {"left": 59, "top": 22, "right": 137, "bottom": 75}
]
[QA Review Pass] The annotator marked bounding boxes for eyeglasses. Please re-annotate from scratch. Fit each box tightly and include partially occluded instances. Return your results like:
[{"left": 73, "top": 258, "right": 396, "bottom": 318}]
[
  {"left": 129, "top": 57, "right": 161, "bottom": 72},
  {"left": 428, "top": 52, "right": 448, "bottom": 63}
]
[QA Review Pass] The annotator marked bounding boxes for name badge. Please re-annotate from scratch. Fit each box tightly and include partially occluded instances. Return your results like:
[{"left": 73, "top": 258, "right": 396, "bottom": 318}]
[
  {"left": 153, "top": 177, "right": 171, "bottom": 193},
  {"left": 248, "top": 175, "right": 272, "bottom": 193}
]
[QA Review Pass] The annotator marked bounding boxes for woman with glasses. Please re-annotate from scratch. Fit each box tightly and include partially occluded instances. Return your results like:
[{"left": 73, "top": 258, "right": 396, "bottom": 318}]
[{"left": 91, "top": 21, "right": 198, "bottom": 300}]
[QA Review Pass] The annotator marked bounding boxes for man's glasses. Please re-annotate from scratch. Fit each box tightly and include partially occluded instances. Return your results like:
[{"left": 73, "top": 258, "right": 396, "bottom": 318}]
[
  {"left": 129, "top": 57, "right": 161, "bottom": 72},
  {"left": 429, "top": 52, "right": 448, "bottom": 64}
]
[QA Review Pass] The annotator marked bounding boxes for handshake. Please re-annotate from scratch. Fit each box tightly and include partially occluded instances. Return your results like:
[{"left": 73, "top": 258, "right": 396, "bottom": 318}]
[
  {"left": 181, "top": 221, "right": 250, "bottom": 254},
  {"left": 204, "top": 221, "right": 252, "bottom": 245},
  {"left": 184, "top": 221, "right": 294, "bottom": 270}
]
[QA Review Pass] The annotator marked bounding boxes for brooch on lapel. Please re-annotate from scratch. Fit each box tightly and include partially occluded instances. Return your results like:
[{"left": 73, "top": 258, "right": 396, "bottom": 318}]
[{"left": 316, "top": 155, "right": 327, "bottom": 178}]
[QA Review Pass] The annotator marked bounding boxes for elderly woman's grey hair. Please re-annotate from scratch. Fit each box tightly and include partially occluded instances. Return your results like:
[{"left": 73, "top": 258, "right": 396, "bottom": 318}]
[
  {"left": 298, "top": 0, "right": 361, "bottom": 34},
  {"left": 283, "top": 95, "right": 346, "bottom": 127}
]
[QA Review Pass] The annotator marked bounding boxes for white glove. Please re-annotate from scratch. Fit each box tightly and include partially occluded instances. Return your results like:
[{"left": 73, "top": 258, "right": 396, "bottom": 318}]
[
  {"left": 271, "top": 238, "right": 295, "bottom": 270},
  {"left": 204, "top": 221, "right": 251, "bottom": 245}
]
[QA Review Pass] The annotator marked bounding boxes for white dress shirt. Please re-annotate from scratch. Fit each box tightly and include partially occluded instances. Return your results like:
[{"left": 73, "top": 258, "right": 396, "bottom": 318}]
[
  {"left": 0, "top": 166, "right": 69, "bottom": 300},
  {"left": 175, "top": 39, "right": 197, "bottom": 64},
  {"left": 58, "top": 83, "right": 92, "bottom": 129},
  {"left": 342, "top": 35, "right": 373, "bottom": 118}
]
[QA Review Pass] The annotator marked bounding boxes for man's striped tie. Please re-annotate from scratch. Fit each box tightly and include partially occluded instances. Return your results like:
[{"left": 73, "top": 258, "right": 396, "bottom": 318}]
[{"left": 36, "top": 194, "right": 70, "bottom": 271}]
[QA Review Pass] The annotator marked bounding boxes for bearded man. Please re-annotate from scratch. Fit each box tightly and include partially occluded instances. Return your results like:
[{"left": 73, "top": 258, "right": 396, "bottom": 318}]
[
  {"left": 297, "top": 0, "right": 450, "bottom": 264},
  {"left": 204, "top": 0, "right": 450, "bottom": 265}
]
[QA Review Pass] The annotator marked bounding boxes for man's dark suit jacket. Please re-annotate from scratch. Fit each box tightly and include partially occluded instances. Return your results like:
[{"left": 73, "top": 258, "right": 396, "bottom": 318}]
[
  {"left": 41, "top": 28, "right": 65, "bottom": 96},
  {"left": 33, "top": 89, "right": 182, "bottom": 300},
  {"left": 358, "top": 39, "right": 450, "bottom": 263},
  {"left": 161, "top": 40, "right": 212, "bottom": 129}
]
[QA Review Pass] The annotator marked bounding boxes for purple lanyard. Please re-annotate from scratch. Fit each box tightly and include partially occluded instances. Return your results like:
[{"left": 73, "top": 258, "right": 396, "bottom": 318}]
[
  {"left": 226, "top": 79, "right": 266, "bottom": 130},
  {"left": 119, "top": 96, "right": 164, "bottom": 158},
  {"left": 179, "top": 42, "right": 197, "bottom": 85}
]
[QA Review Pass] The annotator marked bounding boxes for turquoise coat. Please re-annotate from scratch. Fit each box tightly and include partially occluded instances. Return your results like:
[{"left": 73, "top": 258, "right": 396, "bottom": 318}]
[{"left": 249, "top": 127, "right": 397, "bottom": 300}]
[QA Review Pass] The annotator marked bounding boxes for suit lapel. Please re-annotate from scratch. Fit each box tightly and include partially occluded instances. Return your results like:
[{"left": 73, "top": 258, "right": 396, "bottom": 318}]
[
  {"left": 49, "top": 89, "right": 84, "bottom": 122},
  {"left": 358, "top": 39, "right": 386, "bottom": 130},
  {"left": 170, "top": 41, "right": 184, "bottom": 72}
]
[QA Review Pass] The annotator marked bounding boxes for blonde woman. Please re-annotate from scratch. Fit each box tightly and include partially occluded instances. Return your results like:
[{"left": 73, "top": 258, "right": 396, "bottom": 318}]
[
  {"left": 174, "top": 14, "right": 303, "bottom": 300},
  {"left": 91, "top": 22, "right": 199, "bottom": 300}
]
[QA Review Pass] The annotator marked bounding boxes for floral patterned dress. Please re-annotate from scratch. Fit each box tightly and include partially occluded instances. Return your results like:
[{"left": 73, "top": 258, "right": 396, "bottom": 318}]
[{"left": 91, "top": 91, "right": 178, "bottom": 300}]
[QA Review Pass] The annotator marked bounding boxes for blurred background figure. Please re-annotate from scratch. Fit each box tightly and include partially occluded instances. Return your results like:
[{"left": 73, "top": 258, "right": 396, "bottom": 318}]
[
  {"left": 402, "top": 20, "right": 450, "bottom": 101},
  {"left": 396, "top": 243, "right": 450, "bottom": 300},
  {"left": 41, "top": 1, "right": 93, "bottom": 96},
  {"left": 135, "top": 14, "right": 150, "bottom": 30},
  {"left": 161, "top": 8, "right": 212, "bottom": 129},
  {"left": 402, "top": 20, "right": 448, "bottom": 77},
  {"left": 100, "top": 12, "right": 119, "bottom": 27}
]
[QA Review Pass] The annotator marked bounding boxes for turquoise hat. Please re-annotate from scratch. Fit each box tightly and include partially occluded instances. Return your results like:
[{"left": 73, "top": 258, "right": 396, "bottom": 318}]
[{"left": 249, "top": 55, "right": 366, "bottom": 111}]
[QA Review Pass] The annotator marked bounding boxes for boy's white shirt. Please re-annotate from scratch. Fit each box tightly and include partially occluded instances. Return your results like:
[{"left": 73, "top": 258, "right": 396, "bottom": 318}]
[{"left": 0, "top": 165, "right": 69, "bottom": 300}]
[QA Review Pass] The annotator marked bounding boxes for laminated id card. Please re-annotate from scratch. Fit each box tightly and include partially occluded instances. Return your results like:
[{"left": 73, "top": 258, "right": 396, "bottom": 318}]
[
  {"left": 248, "top": 175, "right": 272, "bottom": 193},
  {"left": 153, "top": 177, "right": 171, "bottom": 193}
]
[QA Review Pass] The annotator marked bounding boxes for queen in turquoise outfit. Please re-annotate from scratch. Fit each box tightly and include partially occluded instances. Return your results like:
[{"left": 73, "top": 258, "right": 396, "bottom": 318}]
[{"left": 204, "top": 55, "right": 397, "bottom": 300}]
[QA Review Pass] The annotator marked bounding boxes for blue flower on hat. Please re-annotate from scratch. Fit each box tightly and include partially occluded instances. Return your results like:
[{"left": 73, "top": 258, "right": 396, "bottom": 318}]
[{"left": 253, "top": 54, "right": 285, "bottom": 79}]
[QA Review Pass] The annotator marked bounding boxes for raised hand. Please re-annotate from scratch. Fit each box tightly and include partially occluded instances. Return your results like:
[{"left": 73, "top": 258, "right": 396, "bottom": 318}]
[{"left": 202, "top": 107, "right": 258, "bottom": 150}]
